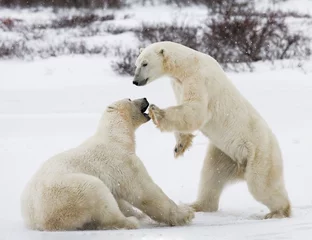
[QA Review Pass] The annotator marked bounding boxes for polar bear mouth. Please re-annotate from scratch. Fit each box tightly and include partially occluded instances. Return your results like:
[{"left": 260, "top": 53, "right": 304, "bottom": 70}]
[
  {"left": 143, "top": 112, "right": 150, "bottom": 120},
  {"left": 140, "top": 103, "right": 150, "bottom": 120}
]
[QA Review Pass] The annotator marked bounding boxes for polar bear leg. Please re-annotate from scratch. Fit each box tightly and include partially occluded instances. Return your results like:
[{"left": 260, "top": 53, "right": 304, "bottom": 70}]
[
  {"left": 75, "top": 176, "right": 139, "bottom": 230},
  {"left": 126, "top": 180, "right": 194, "bottom": 226},
  {"left": 40, "top": 173, "right": 139, "bottom": 231},
  {"left": 191, "top": 144, "right": 244, "bottom": 212},
  {"left": 245, "top": 154, "right": 291, "bottom": 219},
  {"left": 117, "top": 199, "right": 147, "bottom": 220}
]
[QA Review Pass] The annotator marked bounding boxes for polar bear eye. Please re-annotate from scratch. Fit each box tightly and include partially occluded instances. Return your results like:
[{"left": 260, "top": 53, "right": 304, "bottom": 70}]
[
  {"left": 142, "top": 63, "right": 148, "bottom": 67},
  {"left": 128, "top": 99, "right": 131, "bottom": 101}
]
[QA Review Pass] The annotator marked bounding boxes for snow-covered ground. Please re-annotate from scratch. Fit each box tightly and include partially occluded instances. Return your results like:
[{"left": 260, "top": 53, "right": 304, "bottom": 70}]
[
  {"left": 1, "top": 55, "right": 312, "bottom": 240},
  {"left": 1, "top": 0, "right": 312, "bottom": 239}
]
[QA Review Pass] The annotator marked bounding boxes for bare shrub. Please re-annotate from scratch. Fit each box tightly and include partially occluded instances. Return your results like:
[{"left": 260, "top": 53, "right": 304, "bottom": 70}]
[
  {"left": 113, "top": 3, "right": 311, "bottom": 74},
  {"left": 0, "top": 18, "right": 15, "bottom": 29},
  {"left": 0, "top": 12, "right": 117, "bottom": 60},
  {"left": 51, "top": 14, "right": 114, "bottom": 29},
  {"left": 104, "top": 25, "right": 132, "bottom": 35},
  {"left": 0, "top": 40, "right": 32, "bottom": 59},
  {"left": 270, "top": 0, "right": 288, "bottom": 3},
  {"left": 141, "top": 0, "right": 253, "bottom": 11},
  {"left": 202, "top": 11, "right": 311, "bottom": 68},
  {"left": 0, "top": 38, "right": 109, "bottom": 60},
  {"left": 0, "top": 18, "right": 24, "bottom": 31},
  {"left": 111, "top": 48, "right": 139, "bottom": 76},
  {"left": 135, "top": 22, "right": 201, "bottom": 50},
  {"left": 0, "top": 0, "right": 125, "bottom": 8}
]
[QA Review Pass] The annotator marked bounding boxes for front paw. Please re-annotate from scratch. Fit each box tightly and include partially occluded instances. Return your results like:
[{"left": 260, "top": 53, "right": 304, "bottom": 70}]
[
  {"left": 148, "top": 104, "right": 165, "bottom": 130},
  {"left": 169, "top": 204, "right": 195, "bottom": 226},
  {"left": 174, "top": 134, "right": 195, "bottom": 158},
  {"left": 124, "top": 216, "right": 140, "bottom": 229},
  {"left": 189, "top": 201, "right": 218, "bottom": 212}
]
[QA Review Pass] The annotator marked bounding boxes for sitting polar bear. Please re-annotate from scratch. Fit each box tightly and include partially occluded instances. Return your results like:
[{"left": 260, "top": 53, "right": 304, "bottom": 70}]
[
  {"left": 133, "top": 41, "right": 291, "bottom": 219},
  {"left": 20, "top": 98, "right": 194, "bottom": 231}
]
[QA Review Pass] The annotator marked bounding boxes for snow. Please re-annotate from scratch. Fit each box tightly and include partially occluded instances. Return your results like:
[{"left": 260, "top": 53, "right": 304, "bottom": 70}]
[
  {"left": 1, "top": 2, "right": 311, "bottom": 63},
  {"left": 1, "top": 0, "right": 312, "bottom": 238},
  {"left": 259, "top": 0, "right": 312, "bottom": 14},
  {"left": 1, "top": 55, "right": 312, "bottom": 239}
]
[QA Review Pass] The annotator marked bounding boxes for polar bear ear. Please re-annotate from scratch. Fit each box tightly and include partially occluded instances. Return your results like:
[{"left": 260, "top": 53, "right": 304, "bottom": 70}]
[
  {"left": 139, "top": 48, "right": 145, "bottom": 54},
  {"left": 158, "top": 48, "right": 165, "bottom": 56}
]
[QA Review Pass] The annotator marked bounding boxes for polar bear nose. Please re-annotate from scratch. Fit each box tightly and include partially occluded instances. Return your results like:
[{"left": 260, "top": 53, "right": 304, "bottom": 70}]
[{"left": 133, "top": 78, "right": 149, "bottom": 86}]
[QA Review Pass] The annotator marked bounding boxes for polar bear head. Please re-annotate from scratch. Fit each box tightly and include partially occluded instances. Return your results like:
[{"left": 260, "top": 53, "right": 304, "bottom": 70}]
[
  {"left": 133, "top": 42, "right": 169, "bottom": 86},
  {"left": 106, "top": 98, "right": 150, "bottom": 128}
]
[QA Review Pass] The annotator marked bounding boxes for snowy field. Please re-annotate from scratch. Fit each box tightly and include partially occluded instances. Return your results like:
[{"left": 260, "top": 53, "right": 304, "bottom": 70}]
[
  {"left": 1, "top": 0, "right": 312, "bottom": 239},
  {"left": 1, "top": 56, "right": 312, "bottom": 240}
]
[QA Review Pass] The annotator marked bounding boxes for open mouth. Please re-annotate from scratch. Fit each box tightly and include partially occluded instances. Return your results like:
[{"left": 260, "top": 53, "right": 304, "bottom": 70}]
[{"left": 140, "top": 103, "right": 150, "bottom": 120}]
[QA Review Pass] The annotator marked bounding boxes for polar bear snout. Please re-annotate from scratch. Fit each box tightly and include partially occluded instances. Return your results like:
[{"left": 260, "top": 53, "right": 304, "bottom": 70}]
[
  {"left": 133, "top": 98, "right": 150, "bottom": 121},
  {"left": 133, "top": 78, "right": 148, "bottom": 86},
  {"left": 133, "top": 98, "right": 149, "bottom": 110}
]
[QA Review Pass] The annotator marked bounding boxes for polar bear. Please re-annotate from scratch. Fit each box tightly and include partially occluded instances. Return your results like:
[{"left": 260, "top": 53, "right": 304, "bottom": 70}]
[
  {"left": 133, "top": 41, "right": 291, "bottom": 219},
  {"left": 20, "top": 98, "right": 194, "bottom": 231}
]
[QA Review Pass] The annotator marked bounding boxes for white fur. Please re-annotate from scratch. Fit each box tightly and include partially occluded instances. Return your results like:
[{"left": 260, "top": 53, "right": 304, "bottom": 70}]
[
  {"left": 20, "top": 98, "right": 194, "bottom": 231},
  {"left": 134, "top": 41, "right": 291, "bottom": 219}
]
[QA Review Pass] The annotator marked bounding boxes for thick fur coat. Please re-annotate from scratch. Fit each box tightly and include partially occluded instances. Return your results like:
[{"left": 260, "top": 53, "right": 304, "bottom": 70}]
[
  {"left": 20, "top": 98, "right": 194, "bottom": 231},
  {"left": 133, "top": 41, "right": 291, "bottom": 219}
]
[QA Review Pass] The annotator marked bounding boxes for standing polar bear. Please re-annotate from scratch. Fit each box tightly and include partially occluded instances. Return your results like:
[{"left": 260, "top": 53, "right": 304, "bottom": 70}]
[
  {"left": 133, "top": 41, "right": 291, "bottom": 219},
  {"left": 21, "top": 98, "right": 194, "bottom": 231}
]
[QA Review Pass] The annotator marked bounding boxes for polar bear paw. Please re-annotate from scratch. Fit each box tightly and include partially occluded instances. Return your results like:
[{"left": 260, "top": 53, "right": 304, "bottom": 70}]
[
  {"left": 189, "top": 201, "right": 219, "bottom": 212},
  {"left": 148, "top": 104, "right": 165, "bottom": 130},
  {"left": 123, "top": 216, "right": 140, "bottom": 229},
  {"left": 264, "top": 206, "right": 291, "bottom": 219},
  {"left": 169, "top": 204, "right": 195, "bottom": 226},
  {"left": 174, "top": 134, "right": 195, "bottom": 158}
]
